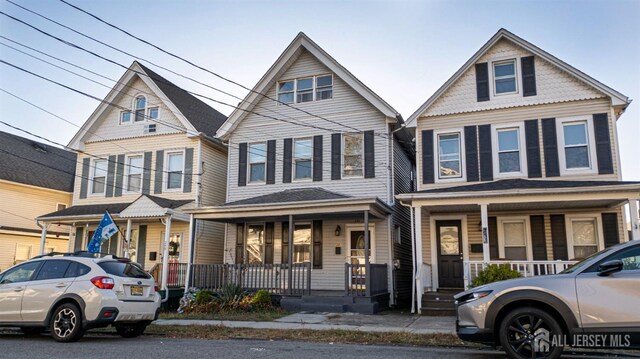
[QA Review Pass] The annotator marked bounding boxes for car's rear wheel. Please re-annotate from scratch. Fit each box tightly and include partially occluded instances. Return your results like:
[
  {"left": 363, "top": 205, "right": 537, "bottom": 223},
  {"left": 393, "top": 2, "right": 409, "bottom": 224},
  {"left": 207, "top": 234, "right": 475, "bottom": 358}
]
[
  {"left": 499, "top": 306, "right": 563, "bottom": 359},
  {"left": 20, "top": 327, "right": 45, "bottom": 336},
  {"left": 115, "top": 323, "right": 147, "bottom": 338},
  {"left": 50, "top": 303, "right": 84, "bottom": 342}
]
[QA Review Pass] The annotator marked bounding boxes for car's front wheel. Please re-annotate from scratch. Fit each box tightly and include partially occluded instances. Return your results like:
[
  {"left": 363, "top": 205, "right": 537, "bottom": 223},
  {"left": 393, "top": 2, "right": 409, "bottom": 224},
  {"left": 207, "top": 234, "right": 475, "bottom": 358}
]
[
  {"left": 50, "top": 303, "right": 84, "bottom": 342},
  {"left": 115, "top": 323, "right": 147, "bottom": 338},
  {"left": 499, "top": 306, "right": 564, "bottom": 359}
]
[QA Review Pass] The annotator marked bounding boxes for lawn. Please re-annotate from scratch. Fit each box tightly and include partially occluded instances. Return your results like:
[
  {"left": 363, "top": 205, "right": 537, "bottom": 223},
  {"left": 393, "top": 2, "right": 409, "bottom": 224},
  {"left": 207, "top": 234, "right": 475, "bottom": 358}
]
[{"left": 159, "top": 308, "right": 292, "bottom": 322}]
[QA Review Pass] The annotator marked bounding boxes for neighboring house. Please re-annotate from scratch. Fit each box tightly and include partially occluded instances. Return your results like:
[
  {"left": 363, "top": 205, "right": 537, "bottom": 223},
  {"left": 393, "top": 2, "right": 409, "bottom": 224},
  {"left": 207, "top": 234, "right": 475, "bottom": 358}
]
[
  {"left": 188, "top": 33, "right": 415, "bottom": 313},
  {"left": 397, "top": 29, "right": 640, "bottom": 313},
  {"left": 37, "top": 61, "right": 228, "bottom": 292},
  {"left": 0, "top": 131, "right": 75, "bottom": 271}
]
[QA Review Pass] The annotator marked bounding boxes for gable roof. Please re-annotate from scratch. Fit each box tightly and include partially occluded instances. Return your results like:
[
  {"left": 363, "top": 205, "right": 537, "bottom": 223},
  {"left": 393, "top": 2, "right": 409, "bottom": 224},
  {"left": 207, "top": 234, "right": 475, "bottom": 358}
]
[
  {"left": 406, "top": 28, "right": 631, "bottom": 127},
  {"left": 216, "top": 32, "right": 401, "bottom": 139},
  {"left": 222, "top": 187, "right": 351, "bottom": 207},
  {"left": 0, "top": 131, "right": 76, "bottom": 192}
]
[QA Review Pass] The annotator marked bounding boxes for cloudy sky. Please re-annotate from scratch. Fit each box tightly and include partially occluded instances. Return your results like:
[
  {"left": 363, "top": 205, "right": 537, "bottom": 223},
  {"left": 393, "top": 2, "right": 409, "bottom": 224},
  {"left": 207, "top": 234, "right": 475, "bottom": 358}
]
[{"left": 0, "top": 0, "right": 638, "bottom": 180}]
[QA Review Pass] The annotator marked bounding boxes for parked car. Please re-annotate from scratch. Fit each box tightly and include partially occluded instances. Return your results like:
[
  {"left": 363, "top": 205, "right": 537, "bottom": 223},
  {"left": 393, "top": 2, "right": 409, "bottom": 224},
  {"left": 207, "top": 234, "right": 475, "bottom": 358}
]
[
  {"left": 0, "top": 252, "right": 161, "bottom": 342},
  {"left": 455, "top": 240, "right": 640, "bottom": 359}
]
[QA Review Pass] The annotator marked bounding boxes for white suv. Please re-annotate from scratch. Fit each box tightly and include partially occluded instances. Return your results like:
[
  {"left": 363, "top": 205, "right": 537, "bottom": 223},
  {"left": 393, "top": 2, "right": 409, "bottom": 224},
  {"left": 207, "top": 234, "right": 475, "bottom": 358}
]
[{"left": 0, "top": 252, "right": 161, "bottom": 342}]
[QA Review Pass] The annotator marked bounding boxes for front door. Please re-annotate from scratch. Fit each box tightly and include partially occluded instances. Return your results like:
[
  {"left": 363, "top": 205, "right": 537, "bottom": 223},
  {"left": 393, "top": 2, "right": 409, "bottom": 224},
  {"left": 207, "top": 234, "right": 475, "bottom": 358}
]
[
  {"left": 348, "top": 229, "right": 372, "bottom": 287},
  {"left": 436, "top": 220, "right": 464, "bottom": 288}
]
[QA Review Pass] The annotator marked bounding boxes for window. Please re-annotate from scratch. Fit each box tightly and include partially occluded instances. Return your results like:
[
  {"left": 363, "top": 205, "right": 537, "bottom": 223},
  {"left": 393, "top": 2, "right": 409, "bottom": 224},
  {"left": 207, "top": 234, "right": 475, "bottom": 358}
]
[
  {"left": 120, "top": 111, "right": 131, "bottom": 124},
  {"left": 293, "top": 223, "right": 311, "bottom": 263},
  {"left": 248, "top": 143, "right": 266, "bottom": 183},
  {"left": 563, "top": 122, "right": 590, "bottom": 169},
  {"left": 601, "top": 246, "right": 640, "bottom": 272},
  {"left": 438, "top": 133, "right": 461, "bottom": 178},
  {"left": 35, "top": 260, "right": 71, "bottom": 281},
  {"left": 493, "top": 59, "right": 517, "bottom": 94},
  {"left": 502, "top": 220, "right": 527, "bottom": 260},
  {"left": 134, "top": 96, "right": 146, "bottom": 122},
  {"left": 246, "top": 224, "right": 265, "bottom": 264},
  {"left": 296, "top": 78, "right": 313, "bottom": 103},
  {"left": 126, "top": 155, "right": 143, "bottom": 192},
  {"left": 497, "top": 128, "right": 521, "bottom": 173},
  {"left": 14, "top": 244, "right": 32, "bottom": 264},
  {"left": 98, "top": 261, "right": 150, "bottom": 278},
  {"left": 56, "top": 203, "right": 67, "bottom": 211},
  {"left": 166, "top": 152, "right": 184, "bottom": 190},
  {"left": 91, "top": 159, "right": 108, "bottom": 194},
  {"left": 63, "top": 262, "right": 91, "bottom": 278},
  {"left": 316, "top": 75, "right": 333, "bottom": 100},
  {"left": 343, "top": 133, "right": 363, "bottom": 177},
  {"left": 294, "top": 138, "right": 312, "bottom": 179},
  {"left": 0, "top": 261, "right": 41, "bottom": 284},
  {"left": 148, "top": 107, "right": 159, "bottom": 120},
  {"left": 571, "top": 219, "right": 598, "bottom": 259},
  {"left": 278, "top": 81, "right": 294, "bottom": 104},
  {"left": 144, "top": 124, "right": 157, "bottom": 134}
]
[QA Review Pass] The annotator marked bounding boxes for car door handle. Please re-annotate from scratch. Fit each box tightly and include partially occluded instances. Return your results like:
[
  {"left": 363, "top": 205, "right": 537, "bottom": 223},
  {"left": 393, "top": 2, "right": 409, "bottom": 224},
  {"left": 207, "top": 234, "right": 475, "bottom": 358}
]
[
  {"left": 13, "top": 287, "right": 24, "bottom": 292},
  {"left": 55, "top": 283, "right": 68, "bottom": 288}
]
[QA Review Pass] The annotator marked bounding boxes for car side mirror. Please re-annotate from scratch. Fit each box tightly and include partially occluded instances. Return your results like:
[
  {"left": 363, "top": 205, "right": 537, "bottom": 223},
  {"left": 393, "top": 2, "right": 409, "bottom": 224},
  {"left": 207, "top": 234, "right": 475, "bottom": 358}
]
[{"left": 597, "top": 260, "right": 623, "bottom": 277}]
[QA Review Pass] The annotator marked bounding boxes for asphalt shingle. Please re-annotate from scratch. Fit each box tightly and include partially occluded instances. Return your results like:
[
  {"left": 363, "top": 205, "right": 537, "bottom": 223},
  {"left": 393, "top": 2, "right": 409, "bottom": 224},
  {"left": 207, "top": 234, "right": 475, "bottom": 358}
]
[{"left": 222, "top": 188, "right": 351, "bottom": 207}]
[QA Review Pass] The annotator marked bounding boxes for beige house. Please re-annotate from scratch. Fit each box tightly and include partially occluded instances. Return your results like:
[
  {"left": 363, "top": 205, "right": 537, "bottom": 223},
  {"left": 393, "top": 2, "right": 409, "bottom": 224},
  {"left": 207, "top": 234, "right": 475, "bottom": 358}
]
[
  {"left": 38, "top": 62, "right": 228, "bottom": 292},
  {"left": 398, "top": 29, "right": 640, "bottom": 313},
  {"left": 0, "top": 131, "right": 75, "bottom": 271}
]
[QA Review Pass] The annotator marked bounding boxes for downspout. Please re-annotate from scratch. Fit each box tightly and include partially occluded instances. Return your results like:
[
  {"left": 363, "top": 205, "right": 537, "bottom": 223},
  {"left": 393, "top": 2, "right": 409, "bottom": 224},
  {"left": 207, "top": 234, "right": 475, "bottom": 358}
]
[
  {"left": 160, "top": 212, "right": 173, "bottom": 303},
  {"left": 386, "top": 123, "right": 395, "bottom": 306},
  {"left": 36, "top": 220, "right": 49, "bottom": 255},
  {"left": 400, "top": 201, "right": 417, "bottom": 314}
]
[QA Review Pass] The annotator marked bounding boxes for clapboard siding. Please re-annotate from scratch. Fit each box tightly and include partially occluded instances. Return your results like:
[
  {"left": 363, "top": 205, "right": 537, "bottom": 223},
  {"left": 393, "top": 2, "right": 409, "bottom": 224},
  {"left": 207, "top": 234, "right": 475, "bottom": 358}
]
[
  {"left": 199, "top": 142, "right": 228, "bottom": 206},
  {"left": 193, "top": 220, "right": 225, "bottom": 264},
  {"left": 0, "top": 233, "right": 69, "bottom": 271}
]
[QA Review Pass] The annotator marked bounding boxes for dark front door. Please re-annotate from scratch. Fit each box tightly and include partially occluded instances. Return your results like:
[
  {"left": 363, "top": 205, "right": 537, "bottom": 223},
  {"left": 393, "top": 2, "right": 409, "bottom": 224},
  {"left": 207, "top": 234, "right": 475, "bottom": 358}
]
[{"left": 436, "top": 220, "right": 464, "bottom": 288}]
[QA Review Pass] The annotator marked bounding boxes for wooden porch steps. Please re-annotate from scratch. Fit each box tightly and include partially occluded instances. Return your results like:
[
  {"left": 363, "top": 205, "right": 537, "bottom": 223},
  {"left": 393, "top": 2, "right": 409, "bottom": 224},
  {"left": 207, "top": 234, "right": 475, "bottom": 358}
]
[
  {"left": 280, "top": 292, "right": 390, "bottom": 314},
  {"left": 420, "top": 289, "right": 461, "bottom": 316}
]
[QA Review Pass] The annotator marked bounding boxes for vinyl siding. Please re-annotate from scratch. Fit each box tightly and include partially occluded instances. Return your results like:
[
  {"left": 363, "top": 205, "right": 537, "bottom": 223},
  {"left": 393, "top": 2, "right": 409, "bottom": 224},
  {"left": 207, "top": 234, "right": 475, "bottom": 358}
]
[
  {"left": 193, "top": 220, "right": 225, "bottom": 264},
  {"left": 0, "top": 233, "right": 69, "bottom": 271},
  {"left": 392, "top": 138, "right": 414, "bottom": 304},
  {"left": 199, "top": 142, "right": 227, "bottom": 206}
]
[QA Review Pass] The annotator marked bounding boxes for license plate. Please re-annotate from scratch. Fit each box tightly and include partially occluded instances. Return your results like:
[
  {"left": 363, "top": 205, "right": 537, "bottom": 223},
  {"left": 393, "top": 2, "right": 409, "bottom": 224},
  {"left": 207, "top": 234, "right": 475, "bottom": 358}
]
[{"left": 131, "top": 286, "right": 143, "bottom": 296}]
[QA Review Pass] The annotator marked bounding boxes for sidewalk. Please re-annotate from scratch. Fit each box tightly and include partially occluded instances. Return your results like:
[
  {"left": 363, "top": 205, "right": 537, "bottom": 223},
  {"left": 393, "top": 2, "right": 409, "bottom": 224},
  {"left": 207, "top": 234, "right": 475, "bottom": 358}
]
[{"left": 154, "top": 312, "right": 456, "bottom": 335}]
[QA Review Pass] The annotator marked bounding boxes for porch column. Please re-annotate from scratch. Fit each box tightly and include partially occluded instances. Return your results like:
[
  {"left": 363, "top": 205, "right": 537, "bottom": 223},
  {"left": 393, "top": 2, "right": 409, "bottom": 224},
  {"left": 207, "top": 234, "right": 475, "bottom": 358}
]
[
  {"left": 409, "top": 206, "right": 416, "bottom": 314},
  {"left": 38, "top": 221, "right": 49, "bottom": 255},
  {"left": 364, "top": 210, "right": 371, "bottom": 297},
  {"left": 184, "top": 215, "right": 196, "bottom": 290},
  {"left": 630, "top": 199, "right": 640, "bottom": 241},
  {"left": 288, "top": 214, "right": 294, "bottom": 295},
  {"left": 413, "top": 206, "right": 423, "bottom": 313},
  {"left": 124, "top": 219, "right": 132, "bottom": 258},
  {"left": 161, "top": 215, "right": 172, "bottom": 293},
  {"left": 480, "top": 203, "right": 490, "bottom": 263}
]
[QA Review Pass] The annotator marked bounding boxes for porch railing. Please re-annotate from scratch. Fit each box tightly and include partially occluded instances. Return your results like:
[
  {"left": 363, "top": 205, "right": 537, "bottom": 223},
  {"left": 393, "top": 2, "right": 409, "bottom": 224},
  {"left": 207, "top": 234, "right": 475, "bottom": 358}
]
[
  {"left": 190, "top": 263, "right": 311, "bottom": 295},
  {"left": 344, "top": 263, "right": 388, "bottom": 297},
  {"left": 464, "top": 260, "right": 578, "bottom": 288},
  {"left": 149, "top": 263, "right": 188, "bottom": 288}
]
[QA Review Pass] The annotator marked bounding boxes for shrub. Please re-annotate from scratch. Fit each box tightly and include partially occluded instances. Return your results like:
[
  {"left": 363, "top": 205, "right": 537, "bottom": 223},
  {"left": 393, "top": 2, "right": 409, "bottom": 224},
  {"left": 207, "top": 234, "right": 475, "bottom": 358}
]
[
  {"left": 252, "top": 290, "right": 272, "bottom": 309},
  {"left": 471, "top": 264, "right": 522, "bottom": 287},
  {"left": 194, "top": 290, "right": 215, "bottom": 305}
]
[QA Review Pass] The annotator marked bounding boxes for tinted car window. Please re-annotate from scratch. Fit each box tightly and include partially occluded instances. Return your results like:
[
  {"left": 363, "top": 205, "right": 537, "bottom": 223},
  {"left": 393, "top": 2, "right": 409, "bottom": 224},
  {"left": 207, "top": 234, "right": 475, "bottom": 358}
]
[
  {"left": 0, "top": 261, "right": 41, "bottom": 284},
  {"left": 98, "top": 261, "right": 150, "bottom": 279},
  {"left": 35, "top": 260, "right": 71, "bottom": 280},
  {"left": 588, "top": 245, "right": 640, "bottom": 273},
  {"left": 63, "top": 262, "right": 92, "bottom": 278}
]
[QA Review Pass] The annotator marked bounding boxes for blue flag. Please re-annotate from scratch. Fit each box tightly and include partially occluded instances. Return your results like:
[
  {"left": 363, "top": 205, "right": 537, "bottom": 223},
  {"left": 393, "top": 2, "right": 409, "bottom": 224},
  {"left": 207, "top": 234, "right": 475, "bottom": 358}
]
[{"left": 87, "top": 211, "right": 119, "bottom": 253}]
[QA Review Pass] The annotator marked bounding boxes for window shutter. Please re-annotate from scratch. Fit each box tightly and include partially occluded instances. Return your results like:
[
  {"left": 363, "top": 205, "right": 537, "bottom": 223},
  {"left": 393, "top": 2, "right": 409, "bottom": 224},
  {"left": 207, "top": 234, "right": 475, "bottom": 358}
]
[
  {"left": 593, "top": 113, "right": 614, "bottom": 175},
  {"left": 550, "top": 214, "right": 568, "bottom": 260},
  {"left": 478, "top": 124, "right": 493, "bottom": 181},
  {"left": 183, "top": 148, "right": 194, "bottom": 193},
  {"left": 525, "top": 119, "right": 542, "bottom": 178},
  {"left": 265, "top": 140, "right": 276, "bottom": 185},
  {"left": 281, "top": 222, "right": 289, "bottom": 264},
  {"left": 421, "top": 130, "right": 434, "bottom": 184},
  {"left": 105, "top": 155, "right": 116, "bottom": 198},
  {"left": 283, "top": 138, "right": 293, "bottom": 183},
  {"left": 79, "top": 157, "right": 90, "bottom": 199},
  {"left": 601, "top": 213, "right": 620, "bottom": 248},
  {"left": 313, "top": 135, "right": 323, "bottom": 181},
  {"left": 138, "top": 225, "right": 147, "bottom": 269},
  {"left": 488, "top": 217, "right": 499, "bottom": 259},
  {"left": 364, "top": 130, "right": 375, "bottom": 179},
  {"left": 265, "top": 222, "right": 274, "bottom": 264},
  {"left": 142, "top": 151, "right": 152, "bottom": 194},
  {"left": 114, "top": 154, "right": 125, "bottom": 197},
  {"left": 312, "top": 220, "right": 323, "bottom": 269},
  {"left": 475, "top": 63, "right": 490, "bottom": 102},
  {"left": 521, "top": 56, "right": 537, "bottom": 97},
  {"left": 238, "top": 143, "right": 247, "bottom": 187},
  {"left": 154, "top": 150, "right": 164, "bottom": 194},
  {"left": 331, "top": 133, "right": 341, "bottom": 180},
  {"left": 542, "top": 118, "right": 560, "bottom": 177},
  {"left": 464, "top": 126, "right": 479, "bottom": 182},
  {"left": 73, "top": 227, "right": 84, "bottom": 252},
  {"left": 235, "top": 224, "right": 245, "bottom": 264},
  {"left": 530, "top": 215, "right": 547, "bottom": 260}
]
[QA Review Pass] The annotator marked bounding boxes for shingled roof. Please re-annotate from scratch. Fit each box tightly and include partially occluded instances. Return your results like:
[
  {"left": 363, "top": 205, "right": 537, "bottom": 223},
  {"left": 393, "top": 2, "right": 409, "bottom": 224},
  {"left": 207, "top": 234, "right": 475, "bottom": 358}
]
[
  {"left": 0, "top": 131, "right": 76, "bottom": 192},
  {"left": 38, "top": 195, "right": 193, "bottom": 219},
  {"left": 223, "top": 188, "right": 351, "bottom": 207}
]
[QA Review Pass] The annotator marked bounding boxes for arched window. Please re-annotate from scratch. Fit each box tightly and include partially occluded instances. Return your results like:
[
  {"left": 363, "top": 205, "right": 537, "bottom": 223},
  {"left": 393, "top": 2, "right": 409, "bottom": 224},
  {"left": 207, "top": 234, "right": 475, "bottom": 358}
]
[{"left": 134, "top": 96, "right": 146, "bottom": 122}]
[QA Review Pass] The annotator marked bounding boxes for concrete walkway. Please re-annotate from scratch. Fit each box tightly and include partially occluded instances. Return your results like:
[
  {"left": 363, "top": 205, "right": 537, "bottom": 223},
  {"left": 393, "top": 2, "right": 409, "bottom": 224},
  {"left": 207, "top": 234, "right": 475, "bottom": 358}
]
[{"left": 154, "top": 312, "right": 456, "bottom": 335}]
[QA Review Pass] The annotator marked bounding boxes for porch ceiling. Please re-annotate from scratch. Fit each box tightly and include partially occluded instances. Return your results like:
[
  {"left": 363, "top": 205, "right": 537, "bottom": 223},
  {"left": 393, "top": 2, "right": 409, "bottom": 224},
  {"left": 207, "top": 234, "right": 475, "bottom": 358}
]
[{"left": 424, "top": 198, "right": 627, "bottom": 213}]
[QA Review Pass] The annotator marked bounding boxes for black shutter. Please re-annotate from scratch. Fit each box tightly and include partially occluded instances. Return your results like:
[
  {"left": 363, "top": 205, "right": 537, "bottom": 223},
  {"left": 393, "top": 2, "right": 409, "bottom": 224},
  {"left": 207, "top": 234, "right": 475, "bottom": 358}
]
[
  {"left": 312, "top": 220, "right": 323, "bottom": 269},
  {"left": 154, "top": 150, "right": 164, "bottom": 194},
  {"left": 313, "top": 135, "right": 323, "bottom": 181},
  {"left": 542, "top": 118, "right": 560, "bottom": 177},
  {"left": 73, "top": 227, "right": 84, "bottom": 252},
  {"left": 422, "top": 130, "right": 434, "bottom": 184},
  {"left": 464, "top": 126, "right": 479, "bottom": 182},
  {"left": 364, "top": 130, "right": 375, "bottom": 178},
  {"left": 530, "top": 215, "right": 547, "bottom": 260},
  {"left": 521, "top": 56, "right": 537, "bottom": 97},
  {"left": 283, "top": 138, "right": 293, "bottom": 183},
  {"left": 266, "top": 140, "right": 276, "bottom": 185},
  {"left": 114, "top": 154, "right": 125, "bottom": 197},
  {"left": 475, "top": 63, "right": 490, "bottom": 102},
  {"left": 183, "top": 148, "right": 194, "bottom": 192},
  {"left": 265, "top": 222, "right": 274, "bottom": 264},
  {"left": 478, "top": 124, "right": 493, "bottom": 181},
  {"left": 550, "top": 214, "right": 568, "bottom": 260},
  {"left": 105, "top": 155, "right": 116, "bottom": 197},
  {"left": 525, "top": 119, "right": 542, "bottom": 178},
  {"left": 331, "top": 133, "right": 341, "bottom": 180},
  {"left": 593, "top": 113, "right": 614, "bottom": 175},
  {"left": 602, "top": 213, "right": 620, "bottom": 248},
  {"left": 79, "top": 157, "right": 90, "bottom": 199},
  {"left": 142, "top": 151, "right": 152, "bottom": 194},
  {"left": 235, "top": 224, "right": 245, "bottom": 264},
  {"left": 238, "top": 143, "right": 247, "bottom": 187},
  {"left": 489, "top": 217, "right": 499, "bottom": 259},
  {"left": 138, "top": 225, "right": 147, "bottom": 269},
  {"left": 281, "top": 222, "right": 289, "bottom": 264}
]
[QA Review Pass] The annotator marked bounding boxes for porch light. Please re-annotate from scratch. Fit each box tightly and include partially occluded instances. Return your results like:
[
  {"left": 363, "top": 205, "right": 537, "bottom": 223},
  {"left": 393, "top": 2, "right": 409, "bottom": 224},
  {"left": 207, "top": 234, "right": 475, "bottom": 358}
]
[{"left": 335, "top": 225, "right": 341, "bottom": 236}]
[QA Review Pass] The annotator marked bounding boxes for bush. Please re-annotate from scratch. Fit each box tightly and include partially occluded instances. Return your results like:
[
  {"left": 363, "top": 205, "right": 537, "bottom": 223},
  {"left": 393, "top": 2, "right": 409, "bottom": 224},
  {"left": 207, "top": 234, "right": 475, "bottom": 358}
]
[
  {"left": 471, "top": 264, "right": 522, "bottom": 287},
  {"left": 252, "top": 290, "right": 272, "bottom": 309},
  {"left": 194, "top": 290, "right": 214, "bottom": 305}
]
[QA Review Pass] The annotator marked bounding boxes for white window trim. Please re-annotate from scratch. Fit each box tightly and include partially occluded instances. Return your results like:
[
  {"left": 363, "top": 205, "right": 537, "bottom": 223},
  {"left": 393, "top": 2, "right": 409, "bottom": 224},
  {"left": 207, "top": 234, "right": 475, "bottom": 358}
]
[
  {"left": 247, "top": 142, "right": 267, "bottom": 184},
  {"left": 56, "top": 203, "right": 68, "bottom": 212},
  {"left": 342, "top": 132, "right": 365, "bottom": 179},
  {"left": 293, "top": 137, "right": 313, "bottom": 181},
  {"left": 119, "top": 110, "right": 132, "bottom": 125},
  {"left": 315, "top": 74, "right": 333, "bottom": 101},
  {"left": 433, "top": 129, "right": 466, "bottom": 183},
  {"left": 89, "top": 158, "right": 108, "bottom": 196},
  {"left": 133, "top": 94, "right": 147, "bottom": 122},
  {"left": 497, "top": 216, "right": 533, "bottom": 261},
  {"left": 345, "top": 223, "right": 376, "bottom": 264},
  {"left": 124, "top": 153, "right": 144, "bottom": 194},
  {"left": 163, "top": 149, "right": 186, "bottom": 192},
  {"left": 147, "top": 106, "right": 160, "bottom": 121},
  {"left": 292, "top": 222, "right": 313, "bottom": 265},
  {"left": 277, "top": 79, "right": 295, "bottom": 104},
  {"left": 296, "top": 77, "right": 314, "bottom": 103},
  {"left": 565, "top": 213, "right": 605, "bottom": 260},
  {"left": 489, "top": 56, "right": 521, "bottom": 98},
  {"left": 245, "top": 222, "right": 266, "bottom": 264},
  {"left": 556, "top": 116, "right": 598, "bottom": 176},
  {"left": 491, "top": 122, "right": 528, "bottom": 178},
  {"left": 277, "top": 74, "right": 333, "bottom": 105}
]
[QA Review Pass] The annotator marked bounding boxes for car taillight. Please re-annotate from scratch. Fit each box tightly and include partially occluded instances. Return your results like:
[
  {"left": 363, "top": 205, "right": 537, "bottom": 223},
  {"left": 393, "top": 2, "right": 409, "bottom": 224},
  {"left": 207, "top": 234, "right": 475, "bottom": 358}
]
[
  {"left": 91, "top": 276, "right": 115, "bottom": 289},
  {"left": 154, "top": 284, "right": 159, "bottom": 292}
]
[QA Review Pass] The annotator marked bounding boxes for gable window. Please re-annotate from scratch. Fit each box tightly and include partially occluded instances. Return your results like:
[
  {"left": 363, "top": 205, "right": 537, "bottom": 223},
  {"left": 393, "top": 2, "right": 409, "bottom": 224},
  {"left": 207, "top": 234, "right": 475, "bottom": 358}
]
[
  {"left": 56, "top": 203, "right": 67, "bottom": 211},
  {"left": 91, "top": 159, "right": 108, "bottom": 194},
  {"left": 120, "top": 111, "right": 131, "bottom": 124},
  {"left": 277, "top": 75, "right": 333, "bottom": 104},
  {"left": 316, "top": 75, "right": 333, "bottom": 100},
  {"left": 278, "top": 81, "right": 294, "bottom": 104},
  {"left": 246, "top": 223, "right": 265, "bottom": 264},
  {"left": 437, "top": 133, "right": 461, "bottom": 179},
  {"left": 134, "top": 96, "right": 146, "bottom": 122},
  {"left": 563, "top": 122, "right": 590, "bottom": 169},
  {"left": 294, "top": 138, "right": 312, "bottom": 180},
  {"left": 148, "top": 107, "right": 159, "bottom": 120},
  {"left": 293, "top": 223, "right": 311, "bottom": 263},
  {"left": 126, "top": 155, "right": 143, "bottom": 192},
  {"left": 249, "top": 143, "right": 266, "bottom": 183},
  {"left": 493, "top": 59, "right": 517, "bottom": 95},
  {"left": 343, "top": 133, "right": 363, "bottom": 177},
  {"left": 296, "top": 78, "right": 314, "bottom": 103},
  {"left": 166, "top": 151, "right": 184, "bottom": 190}
]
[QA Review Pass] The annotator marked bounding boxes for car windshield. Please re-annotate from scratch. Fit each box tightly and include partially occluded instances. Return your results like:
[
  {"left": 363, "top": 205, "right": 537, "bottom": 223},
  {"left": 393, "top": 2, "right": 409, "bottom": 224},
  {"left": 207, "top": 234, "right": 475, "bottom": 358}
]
[
  {"left": 560, "top": 246, "right": 616, "bottom": 274},
  {"left": 98, "top": 261, "right": 150, "bottom": 279}
]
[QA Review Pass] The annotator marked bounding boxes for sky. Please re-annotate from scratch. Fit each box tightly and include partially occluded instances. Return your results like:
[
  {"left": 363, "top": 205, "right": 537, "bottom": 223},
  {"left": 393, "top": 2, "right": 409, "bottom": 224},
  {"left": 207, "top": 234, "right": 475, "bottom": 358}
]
[{"left": 0, "top": 0, "right": 639, "bottom": 181}]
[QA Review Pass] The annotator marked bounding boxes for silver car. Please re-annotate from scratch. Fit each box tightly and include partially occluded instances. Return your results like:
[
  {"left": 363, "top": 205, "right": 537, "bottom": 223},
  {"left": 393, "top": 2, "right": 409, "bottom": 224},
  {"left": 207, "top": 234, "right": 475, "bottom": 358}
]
[{"left": 455, "top": 240, "right": 640, "bottom": 359}]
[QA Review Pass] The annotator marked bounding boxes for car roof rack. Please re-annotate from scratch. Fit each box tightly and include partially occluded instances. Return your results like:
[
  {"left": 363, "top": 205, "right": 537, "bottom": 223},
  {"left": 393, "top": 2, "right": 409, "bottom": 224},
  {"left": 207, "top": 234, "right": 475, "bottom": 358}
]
[{"left": 31, "top": 251, "right": 127, "bottom": 260}]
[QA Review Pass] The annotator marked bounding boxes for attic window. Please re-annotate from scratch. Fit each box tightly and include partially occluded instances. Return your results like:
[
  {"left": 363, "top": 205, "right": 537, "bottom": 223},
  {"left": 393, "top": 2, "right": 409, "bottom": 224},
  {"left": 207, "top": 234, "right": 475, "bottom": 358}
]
[
  {"left": 277, "top": 74, "right": 333, "bottom": 104},
  {"left": 493, "top": 59, "right": 517, "bottom": 95},
  {"left": 134, "top": 96, "right": 146, "bottom": 121}
]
